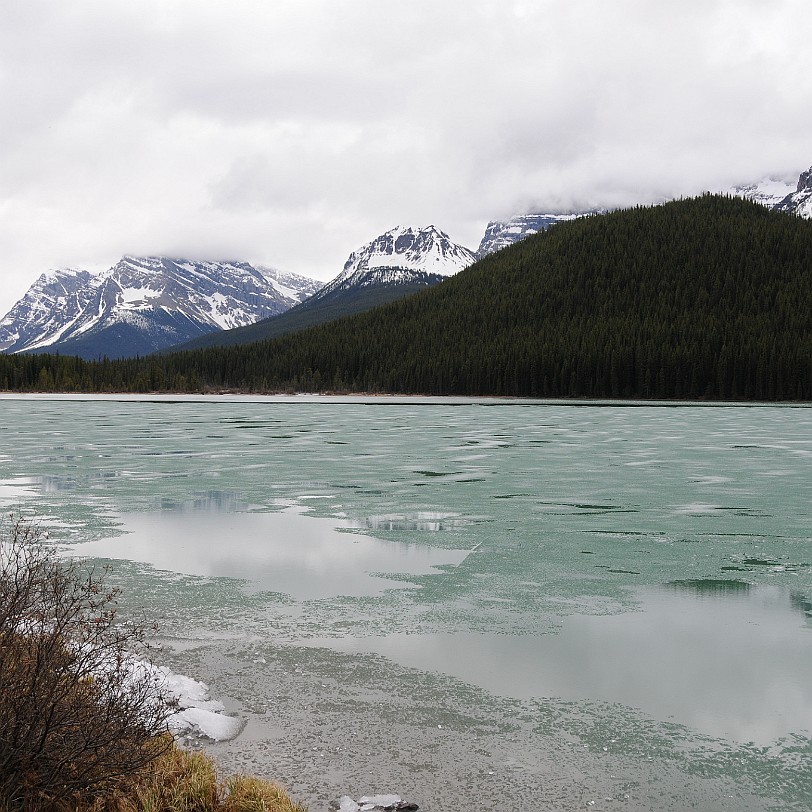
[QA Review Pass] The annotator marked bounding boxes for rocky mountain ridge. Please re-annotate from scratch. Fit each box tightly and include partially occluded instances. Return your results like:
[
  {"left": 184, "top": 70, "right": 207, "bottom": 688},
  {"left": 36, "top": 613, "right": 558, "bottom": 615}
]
[
  {"left": 772, "top": 166, "right": 812, "bottom": 217},
  {"left": 0, "top": 257, "right": 319, "bottom": 359},
  {"left": 477, "top": 212, "right": 598, "bottom": 256}
]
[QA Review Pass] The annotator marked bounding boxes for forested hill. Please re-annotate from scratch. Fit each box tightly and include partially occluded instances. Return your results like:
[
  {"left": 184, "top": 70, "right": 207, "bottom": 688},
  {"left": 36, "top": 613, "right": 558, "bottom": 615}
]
[{"left": 2, "top": 194, "right": 811, "bottom": 400}]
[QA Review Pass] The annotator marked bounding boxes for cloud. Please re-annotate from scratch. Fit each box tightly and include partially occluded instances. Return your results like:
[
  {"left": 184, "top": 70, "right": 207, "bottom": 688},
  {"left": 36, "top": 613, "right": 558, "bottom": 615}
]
[{"left": 1, "top": 0, "right": 811, "bottom": 316}]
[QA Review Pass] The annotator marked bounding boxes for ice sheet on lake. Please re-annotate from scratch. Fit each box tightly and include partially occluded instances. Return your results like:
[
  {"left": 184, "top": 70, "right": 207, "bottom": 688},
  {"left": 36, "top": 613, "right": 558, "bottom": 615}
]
[{"left": 4, "top": 396, "right": 812, "bottom": 811}]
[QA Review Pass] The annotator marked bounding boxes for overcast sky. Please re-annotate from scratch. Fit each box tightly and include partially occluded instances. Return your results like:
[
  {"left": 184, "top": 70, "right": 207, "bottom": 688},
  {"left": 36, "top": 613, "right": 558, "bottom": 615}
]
[{"left": 2, "top": 0, "right": 811, "bottom": 316}]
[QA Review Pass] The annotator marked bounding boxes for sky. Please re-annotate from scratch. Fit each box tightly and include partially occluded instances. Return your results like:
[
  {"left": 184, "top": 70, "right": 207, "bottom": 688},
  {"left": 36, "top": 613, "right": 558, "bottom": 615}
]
[{"left": 2, "top": 0, "right": 812, "bottom": 316}]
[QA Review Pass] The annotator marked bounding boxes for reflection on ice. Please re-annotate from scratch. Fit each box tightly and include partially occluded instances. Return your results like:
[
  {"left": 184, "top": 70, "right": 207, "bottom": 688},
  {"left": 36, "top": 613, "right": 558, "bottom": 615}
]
[
  {"left": 310, "top": 585, "right": 812, "bottom": 745},
  {"left": 152, "top": 490, "right": 249, "bottom": 513},
  {"left": 363, "top": 512, "right": 469, "bottom": 531},
  {"left": 667, "top": 578, "right": 751, "bottom": 595},
  {"left": 67, "top": 506, "right": 470, "bottom": 599}
]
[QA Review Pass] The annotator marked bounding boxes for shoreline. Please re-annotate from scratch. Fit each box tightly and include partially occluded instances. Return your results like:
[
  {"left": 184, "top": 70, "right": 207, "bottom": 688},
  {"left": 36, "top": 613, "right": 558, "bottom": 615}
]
[{"left": 1, "top": 390, "right": 809, "bottom": 408}]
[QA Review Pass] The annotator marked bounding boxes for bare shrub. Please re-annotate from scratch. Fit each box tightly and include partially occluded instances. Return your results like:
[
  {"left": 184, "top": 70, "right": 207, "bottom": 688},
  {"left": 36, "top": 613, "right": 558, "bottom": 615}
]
[{"left": 0, "top": 515, "right": 172, "bottom": 810}]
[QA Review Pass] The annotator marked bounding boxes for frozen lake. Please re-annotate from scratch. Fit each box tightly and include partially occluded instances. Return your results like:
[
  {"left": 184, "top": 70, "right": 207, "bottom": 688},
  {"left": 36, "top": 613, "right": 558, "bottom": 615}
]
[{"left": 1, "top": 395, "right": 810, "bottom": 810}]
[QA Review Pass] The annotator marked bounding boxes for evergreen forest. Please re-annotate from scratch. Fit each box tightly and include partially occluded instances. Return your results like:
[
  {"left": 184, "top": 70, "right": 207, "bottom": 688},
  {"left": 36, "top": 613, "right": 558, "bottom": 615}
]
[{"left": 2, "top": 195, "right": 811, "bottom": 400}]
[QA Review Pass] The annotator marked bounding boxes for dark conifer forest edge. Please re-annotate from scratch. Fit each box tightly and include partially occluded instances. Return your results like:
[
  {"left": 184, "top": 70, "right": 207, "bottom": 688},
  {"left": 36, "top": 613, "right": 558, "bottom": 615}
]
[{"left": 2, "top": 195, "right": 811, "bottom": 400}]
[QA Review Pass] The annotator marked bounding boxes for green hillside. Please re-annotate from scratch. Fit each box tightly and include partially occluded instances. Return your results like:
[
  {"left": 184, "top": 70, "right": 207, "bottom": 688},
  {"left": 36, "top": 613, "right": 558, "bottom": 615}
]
[{"left": 3, "top": 195, "right": 811, "bottom": 400}]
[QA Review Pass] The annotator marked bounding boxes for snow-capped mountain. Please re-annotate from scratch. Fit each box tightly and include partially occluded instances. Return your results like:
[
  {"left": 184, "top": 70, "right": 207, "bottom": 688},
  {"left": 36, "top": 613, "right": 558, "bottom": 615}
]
[
  {"left": 773, "top": 166, "right": 812, "bottom": 218},
  {"left": 0, "top": 257, "right": 319, "bottom": 360},
  {"left": 310, "top": 225, "right": 477, "bottom": 301},
  {"left": 477, "top": 212, "right": 596, "bottom": 257}
]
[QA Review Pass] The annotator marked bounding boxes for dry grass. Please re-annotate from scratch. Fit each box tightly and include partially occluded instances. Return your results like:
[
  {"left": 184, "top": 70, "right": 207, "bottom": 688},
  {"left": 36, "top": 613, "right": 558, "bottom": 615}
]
[
  {"left": 121, "top": 741, "right": 220, "bottom": 811},
  {"left": 222, "top": 776, "right": 307, "bottom": 812},
  {"left": 84, "top": 739, "right": 306, "bottom": 812}
]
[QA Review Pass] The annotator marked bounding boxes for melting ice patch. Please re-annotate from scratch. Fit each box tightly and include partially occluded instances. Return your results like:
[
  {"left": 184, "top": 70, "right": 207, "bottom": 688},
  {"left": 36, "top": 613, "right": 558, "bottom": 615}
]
[{"left": 0, "top": 477, "right": 39, "bottom": 502}]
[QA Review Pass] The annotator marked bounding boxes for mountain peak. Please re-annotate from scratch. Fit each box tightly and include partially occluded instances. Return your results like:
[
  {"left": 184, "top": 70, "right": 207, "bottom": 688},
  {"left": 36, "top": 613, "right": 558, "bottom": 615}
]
[
  {"left": 349, "top": 224, "right": 475, "bottom": 274},
  {"left": 313, "top": 225, "right": 477, "bottom": 301}
]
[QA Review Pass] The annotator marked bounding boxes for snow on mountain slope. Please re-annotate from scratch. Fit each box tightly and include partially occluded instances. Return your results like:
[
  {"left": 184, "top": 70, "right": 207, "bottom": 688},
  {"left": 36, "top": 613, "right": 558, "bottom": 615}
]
[
  {"left": 773, "top": 166, "right": 812, "bottom": 218},
  {"left": 728, "top": 173, "right": 798, "bottom": 208},
  {"left": 311, "top": 225, "right": 477, "bottom": 301},
  {"left": 256, "top": 266, "right": 322, "bottom": 303},
  {"left": 723, "top": 166, "right": 812, "bottom": 217},
  {"left": 477, "top": 212, "right": 595, "bottom": 257},
  {"left": 0, "top": 268, "right": 95, "bottom": 353},
  {"left": 0, "top": 257, "right": 318, "bottom": 358}
]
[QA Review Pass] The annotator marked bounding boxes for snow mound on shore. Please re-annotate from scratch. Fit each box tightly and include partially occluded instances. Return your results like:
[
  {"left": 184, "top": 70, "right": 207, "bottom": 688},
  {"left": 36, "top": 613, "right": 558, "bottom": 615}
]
[{"left": 154, "top": 664, "right": 245, "bottom": 742}]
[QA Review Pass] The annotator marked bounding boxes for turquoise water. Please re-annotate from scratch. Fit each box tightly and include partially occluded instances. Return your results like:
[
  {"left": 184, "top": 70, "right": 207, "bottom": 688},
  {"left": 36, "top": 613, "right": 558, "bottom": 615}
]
[{"left": 0, "top": 395, "right": 810, "bottom": 811}]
